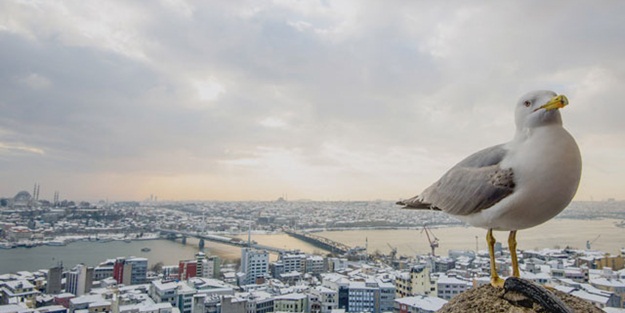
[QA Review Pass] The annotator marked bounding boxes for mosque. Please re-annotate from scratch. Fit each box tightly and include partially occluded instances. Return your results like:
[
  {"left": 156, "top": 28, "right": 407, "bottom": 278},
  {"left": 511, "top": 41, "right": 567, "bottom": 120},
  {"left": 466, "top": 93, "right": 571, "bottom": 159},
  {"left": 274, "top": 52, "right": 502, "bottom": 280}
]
[{"left": 0, "top": 190, "right": 35, "bottom": 209}]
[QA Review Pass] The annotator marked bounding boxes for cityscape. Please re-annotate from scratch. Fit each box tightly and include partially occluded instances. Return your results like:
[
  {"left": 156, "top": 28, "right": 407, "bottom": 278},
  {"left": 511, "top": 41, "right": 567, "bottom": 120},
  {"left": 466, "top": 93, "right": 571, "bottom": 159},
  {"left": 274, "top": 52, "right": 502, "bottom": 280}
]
[
  {"left": 3, "top": 1, "right": 625, "bottom": 313},
  {"left": 1, "top": 189, "right": 625, "bottom": 313}
]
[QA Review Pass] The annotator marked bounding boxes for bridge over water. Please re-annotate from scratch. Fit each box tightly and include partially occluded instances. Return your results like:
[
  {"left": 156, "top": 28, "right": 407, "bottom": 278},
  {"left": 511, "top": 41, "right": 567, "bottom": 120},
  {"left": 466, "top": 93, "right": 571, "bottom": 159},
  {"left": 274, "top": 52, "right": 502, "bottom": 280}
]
[
  {"left": 283, "top": 229, "right": 352, "bottom": 255},
  {"left": 156, "top": 229, "right": 286, "bottom": 254}
]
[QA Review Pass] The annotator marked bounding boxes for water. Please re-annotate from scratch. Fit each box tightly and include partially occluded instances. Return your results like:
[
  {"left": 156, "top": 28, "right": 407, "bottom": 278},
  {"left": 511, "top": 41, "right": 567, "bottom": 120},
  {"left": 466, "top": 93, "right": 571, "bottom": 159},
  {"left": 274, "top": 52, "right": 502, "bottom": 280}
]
[
  {"left": 1, "top": 218, "right": 623, "bottom": 274},
  {"left": 0, "top": 239, "right": 237, "bottom": 274},
  {"left": 315, "top": 218, "right": 625, "bottom": 257}
]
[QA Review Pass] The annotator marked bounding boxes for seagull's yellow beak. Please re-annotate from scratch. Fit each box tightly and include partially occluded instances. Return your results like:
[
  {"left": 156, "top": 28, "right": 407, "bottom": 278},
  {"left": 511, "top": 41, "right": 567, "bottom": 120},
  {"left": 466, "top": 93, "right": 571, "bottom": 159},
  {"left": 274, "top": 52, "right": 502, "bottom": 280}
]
[{"left": 539, "top": 95, "right": 569, "bottom": 111}]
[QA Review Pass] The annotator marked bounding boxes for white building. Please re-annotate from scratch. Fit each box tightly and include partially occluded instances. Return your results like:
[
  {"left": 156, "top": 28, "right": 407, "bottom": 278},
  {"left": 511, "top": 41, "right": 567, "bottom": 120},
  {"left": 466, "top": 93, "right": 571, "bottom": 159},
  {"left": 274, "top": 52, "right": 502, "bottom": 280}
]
[
  {"left": 395, "top": 265, "right": 435, "bottom": 298},
  {"left": 274, "top": 293, "right": 307, "bottom": 313},
  {"left": 306, "top": 255, "right": 325, "bottom": 274},
  {"left": 310, "top": 286, "right": 338, "bottom": 313},
  {"left": 345, "top": 279, "right": 394, "bottom": 313},
  {"left": 435, "top": 274, "right": 471, "bottom": 300},
  {"left": 110, "top": 257, "right": 148, "bottom": 286},
  {"left": 327, "top": 258, "right": 348, "bottom": 272},
  {"left": 69, "top": 294, "right": 108, "bottom": 313},
  {"left": 394, "top": 295, "right": 448, "bottom": 313},
  {"left": 94, "top": 259, "right": 115, "bottom": 281},
  {"left": 282, "top": 253, "right": 306, "bottom": 273},
  {"left": 554, "top": 285, "right": 614, "bottom": 309},
  {"left": 240, "top": 248, "right": 269, "bottom": 285},
  {"left": 227, "top": 290, "right": 274, "bottom": 313},
  {"left": 347, "top": 281, "right": 376, "bottom": 313},
  {"left": 0, "top": 280, "right": 39, "bottom": 308},
  {"left": 175, "top": 282, "right": 196, "bottom": 313},
  {"left": 149, "top": 280, "right": 178, "bottom": 306},
  {"left": 65, "top": 264, "right": 93, "bottom": 297},
  {"left": 378, "top": 280, "right": 396, "bottom": 313},
  {"left": 589, "top": 277, "right": 625, "bottom": 308}
]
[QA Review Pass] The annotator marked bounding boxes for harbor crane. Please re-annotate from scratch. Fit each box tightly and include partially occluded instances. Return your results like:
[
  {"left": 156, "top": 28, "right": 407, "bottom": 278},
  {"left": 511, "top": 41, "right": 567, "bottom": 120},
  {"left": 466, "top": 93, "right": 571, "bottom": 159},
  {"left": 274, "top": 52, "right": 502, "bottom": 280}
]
[
  {"left": 586, "top": 234, "right": 601, "bottom": 250},
  {"left": 387, "top": 243, "right": 398, "bottom": 261},
  {"left": 421, "top": 225, "right": 440, "bottom": 256}
]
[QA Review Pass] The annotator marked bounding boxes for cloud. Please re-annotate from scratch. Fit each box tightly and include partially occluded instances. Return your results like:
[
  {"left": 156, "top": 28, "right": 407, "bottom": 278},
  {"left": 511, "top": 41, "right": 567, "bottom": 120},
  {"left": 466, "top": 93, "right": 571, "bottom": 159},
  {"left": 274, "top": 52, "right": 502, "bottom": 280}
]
[
  {"left": 1, "top": 0, "right": 625, "bottom": 201},
  {"left": 193, "top": 78, "right": 226, "bottom": 103},
  {"left": 259, "top": 117, "right": 288, "bottom": 129},
  {"left": 0, "top": 142, "right": 45, "bottom": 155},
  {"left": 18, "top": 73, "right": 52, "bottom": 90}
]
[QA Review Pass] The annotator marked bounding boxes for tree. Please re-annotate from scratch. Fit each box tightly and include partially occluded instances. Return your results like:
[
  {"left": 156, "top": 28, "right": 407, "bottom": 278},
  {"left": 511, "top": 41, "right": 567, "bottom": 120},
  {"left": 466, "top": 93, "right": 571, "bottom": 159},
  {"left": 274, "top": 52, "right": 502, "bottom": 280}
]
[{"left": 150, "top": 262, "right": 164, "bottom": 273}]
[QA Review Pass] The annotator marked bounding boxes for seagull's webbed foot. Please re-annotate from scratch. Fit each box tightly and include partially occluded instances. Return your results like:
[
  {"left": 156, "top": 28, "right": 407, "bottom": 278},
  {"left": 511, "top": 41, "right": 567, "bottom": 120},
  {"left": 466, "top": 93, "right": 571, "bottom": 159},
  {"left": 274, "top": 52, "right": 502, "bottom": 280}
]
[{"left": 491, "top": 276, "right": 505, "bottom": 288}]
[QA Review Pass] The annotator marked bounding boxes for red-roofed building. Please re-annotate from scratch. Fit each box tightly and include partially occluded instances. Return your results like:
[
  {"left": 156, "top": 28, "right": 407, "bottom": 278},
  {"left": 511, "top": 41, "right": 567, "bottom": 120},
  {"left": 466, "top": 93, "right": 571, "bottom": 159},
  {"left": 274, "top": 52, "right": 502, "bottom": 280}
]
[{"left": 179, "top": 260, "right": 197, "bottom": 281}]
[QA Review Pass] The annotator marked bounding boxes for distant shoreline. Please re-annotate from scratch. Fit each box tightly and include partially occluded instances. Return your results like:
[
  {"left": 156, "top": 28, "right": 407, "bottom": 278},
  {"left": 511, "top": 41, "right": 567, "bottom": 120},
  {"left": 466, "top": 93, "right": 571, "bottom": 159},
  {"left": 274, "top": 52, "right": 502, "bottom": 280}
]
[
  {"left": 0, "top": 233, "right": 160, "bottom": 250},
  {"left": 3, "top": 216, "right": 623, "bottom": 251}
]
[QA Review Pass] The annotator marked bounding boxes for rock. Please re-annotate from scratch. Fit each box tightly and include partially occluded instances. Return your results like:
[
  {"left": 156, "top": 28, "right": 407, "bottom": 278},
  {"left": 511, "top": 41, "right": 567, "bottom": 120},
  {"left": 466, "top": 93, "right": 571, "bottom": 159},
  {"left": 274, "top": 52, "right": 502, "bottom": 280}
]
[{"left": 437, "top": 284, "right": 603, "bottom": 313}]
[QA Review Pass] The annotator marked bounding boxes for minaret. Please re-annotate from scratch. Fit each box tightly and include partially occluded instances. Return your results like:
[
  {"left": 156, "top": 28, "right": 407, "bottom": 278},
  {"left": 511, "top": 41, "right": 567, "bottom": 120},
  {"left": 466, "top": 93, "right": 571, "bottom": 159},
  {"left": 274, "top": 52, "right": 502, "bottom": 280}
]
[
  {"left": 247, "top": 221, "right": 252, "bottom": 247},
  {"left": 202, "top": 211, "right": 206, "bottom": 233}
]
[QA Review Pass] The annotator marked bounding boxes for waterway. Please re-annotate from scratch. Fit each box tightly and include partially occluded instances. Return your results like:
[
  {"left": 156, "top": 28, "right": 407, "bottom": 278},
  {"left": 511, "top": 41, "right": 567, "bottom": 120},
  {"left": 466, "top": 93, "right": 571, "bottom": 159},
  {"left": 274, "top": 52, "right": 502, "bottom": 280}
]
[
  {"left": 0, "top": 218, "right": 623, "bottom": 274},
  {"left": 316, "top": 218, "right": 625, "bottom": 257}
]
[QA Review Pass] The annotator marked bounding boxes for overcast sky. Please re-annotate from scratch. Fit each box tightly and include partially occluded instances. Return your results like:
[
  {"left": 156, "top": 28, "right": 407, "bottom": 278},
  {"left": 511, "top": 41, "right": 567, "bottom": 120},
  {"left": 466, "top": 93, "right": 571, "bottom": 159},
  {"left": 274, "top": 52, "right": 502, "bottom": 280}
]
[{"left": 1, "top": 1, "right": 624, "bottom": 202}]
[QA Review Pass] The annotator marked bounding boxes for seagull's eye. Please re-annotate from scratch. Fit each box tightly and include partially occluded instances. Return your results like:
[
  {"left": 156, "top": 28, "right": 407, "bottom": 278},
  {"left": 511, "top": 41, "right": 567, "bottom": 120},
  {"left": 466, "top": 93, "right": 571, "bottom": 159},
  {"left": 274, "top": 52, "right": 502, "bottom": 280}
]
[{"left": 523, "top": 100, "right": 532, "bottom": 107}]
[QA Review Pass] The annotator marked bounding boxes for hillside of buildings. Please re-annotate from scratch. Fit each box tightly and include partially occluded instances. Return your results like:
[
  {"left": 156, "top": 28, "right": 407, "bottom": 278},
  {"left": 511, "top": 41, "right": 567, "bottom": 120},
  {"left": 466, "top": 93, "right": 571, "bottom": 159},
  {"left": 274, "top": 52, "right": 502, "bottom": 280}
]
[{"left": 1, "top": 192, "right": 625, "bottom": 313}]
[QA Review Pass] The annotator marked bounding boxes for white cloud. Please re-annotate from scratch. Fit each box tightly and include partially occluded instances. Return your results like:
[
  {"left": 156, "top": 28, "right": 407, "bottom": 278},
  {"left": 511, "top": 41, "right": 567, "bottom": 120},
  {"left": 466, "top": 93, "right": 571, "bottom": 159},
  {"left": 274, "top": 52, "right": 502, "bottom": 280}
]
[
  {"left": 1, "top": 1, "right": 625, "bottom": 201},
  {"left": 2, "top": 1, "right": 151, "bottom": 60},
  {"left": 259, "top": 117, "right": 288, "bottom": 129},
  {"left": 18, "top": 73, "right": 51, "bottom": 89},
  {"left": 194, "top": 79, "right": 226, "bottom": 102},
  {"left": 0, "top": 142, "right": 45, "bottom": 155}
]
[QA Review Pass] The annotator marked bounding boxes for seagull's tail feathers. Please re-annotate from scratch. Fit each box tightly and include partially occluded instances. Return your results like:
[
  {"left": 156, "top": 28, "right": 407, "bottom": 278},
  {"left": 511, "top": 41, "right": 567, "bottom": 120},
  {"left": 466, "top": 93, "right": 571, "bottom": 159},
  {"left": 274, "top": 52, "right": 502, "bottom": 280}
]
[{"left": 396, "top": 196, "right": 441, "bottom": 211}]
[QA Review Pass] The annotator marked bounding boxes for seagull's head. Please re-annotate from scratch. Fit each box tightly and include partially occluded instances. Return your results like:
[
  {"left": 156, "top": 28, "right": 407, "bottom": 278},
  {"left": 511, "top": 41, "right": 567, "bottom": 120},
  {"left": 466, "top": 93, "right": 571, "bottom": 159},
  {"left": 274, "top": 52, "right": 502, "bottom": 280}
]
[{"left": 515, "top": 90, "right": 567, "bottom": 130}]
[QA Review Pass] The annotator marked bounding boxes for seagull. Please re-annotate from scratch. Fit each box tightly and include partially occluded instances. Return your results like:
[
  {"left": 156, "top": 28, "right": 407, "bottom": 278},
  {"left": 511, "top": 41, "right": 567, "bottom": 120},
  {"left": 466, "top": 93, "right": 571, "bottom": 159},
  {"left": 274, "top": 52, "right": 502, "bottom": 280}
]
[{"left": 398, "top": 90, "right": 582, "bottom": 287}]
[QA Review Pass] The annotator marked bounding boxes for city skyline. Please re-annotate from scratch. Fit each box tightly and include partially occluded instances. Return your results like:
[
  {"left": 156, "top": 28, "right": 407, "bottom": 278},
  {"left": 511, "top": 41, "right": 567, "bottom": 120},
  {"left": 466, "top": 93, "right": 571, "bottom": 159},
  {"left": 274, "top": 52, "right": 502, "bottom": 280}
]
[{"left": 2, "top": 1, "right": 625, "bottom": 202}]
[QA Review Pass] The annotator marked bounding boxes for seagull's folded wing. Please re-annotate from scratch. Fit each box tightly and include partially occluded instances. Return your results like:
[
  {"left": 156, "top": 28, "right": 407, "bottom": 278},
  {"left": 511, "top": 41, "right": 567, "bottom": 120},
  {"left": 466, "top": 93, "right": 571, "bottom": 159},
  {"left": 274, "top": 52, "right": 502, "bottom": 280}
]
[{"left": 401, "top": 144, "right": 515, "bottom": 215}]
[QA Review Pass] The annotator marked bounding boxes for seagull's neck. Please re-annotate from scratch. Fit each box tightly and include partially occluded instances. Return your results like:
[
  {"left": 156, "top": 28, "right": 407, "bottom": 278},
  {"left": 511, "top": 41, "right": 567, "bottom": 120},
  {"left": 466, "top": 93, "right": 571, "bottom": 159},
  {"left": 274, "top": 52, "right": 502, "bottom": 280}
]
[{"left": 512, "top": 124, "right": 562, "bottom": 143}]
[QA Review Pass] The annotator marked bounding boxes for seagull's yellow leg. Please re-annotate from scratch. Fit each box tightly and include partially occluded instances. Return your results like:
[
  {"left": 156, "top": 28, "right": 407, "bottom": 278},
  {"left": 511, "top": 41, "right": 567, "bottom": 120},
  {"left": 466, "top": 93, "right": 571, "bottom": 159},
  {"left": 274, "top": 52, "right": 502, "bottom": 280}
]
[
  {"left": 508, "top": 230, "right": 520, "bottom": 278},
  {"left": 487, "top": 229, "right": 505, "bottom": 287}
]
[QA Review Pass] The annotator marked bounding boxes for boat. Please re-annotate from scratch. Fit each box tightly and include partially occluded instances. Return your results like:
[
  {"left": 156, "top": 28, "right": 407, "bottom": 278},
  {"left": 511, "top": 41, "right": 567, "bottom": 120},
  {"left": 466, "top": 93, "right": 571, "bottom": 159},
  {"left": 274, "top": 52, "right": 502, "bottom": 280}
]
[
  {"left": 46, "top": 240, "right": 67, "bottom": 246},
  {"left": 16, "top": 241, "right": 37, "bottom": 248},
  {"left": 0, "top": 242, "right": 14, "bottom": 249},
  {"left": 141, "top": 247, "right": 151, "bottom": 252}
]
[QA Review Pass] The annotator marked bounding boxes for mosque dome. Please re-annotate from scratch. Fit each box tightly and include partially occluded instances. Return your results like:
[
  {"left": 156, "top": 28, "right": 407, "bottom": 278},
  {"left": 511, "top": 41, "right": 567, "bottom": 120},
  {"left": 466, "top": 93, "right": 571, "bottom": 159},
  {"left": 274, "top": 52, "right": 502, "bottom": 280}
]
[{"left": 13, "top": 191, "right": 32, "bottom": 202}]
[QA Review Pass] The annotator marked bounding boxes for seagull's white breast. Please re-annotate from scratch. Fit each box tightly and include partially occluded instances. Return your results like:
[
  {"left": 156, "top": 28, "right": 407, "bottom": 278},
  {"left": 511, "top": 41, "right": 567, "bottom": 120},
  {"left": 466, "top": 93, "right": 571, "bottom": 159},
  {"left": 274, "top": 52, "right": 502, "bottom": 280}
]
[{"left": 460, "top": 125, "right": 582, "bottom": 231}]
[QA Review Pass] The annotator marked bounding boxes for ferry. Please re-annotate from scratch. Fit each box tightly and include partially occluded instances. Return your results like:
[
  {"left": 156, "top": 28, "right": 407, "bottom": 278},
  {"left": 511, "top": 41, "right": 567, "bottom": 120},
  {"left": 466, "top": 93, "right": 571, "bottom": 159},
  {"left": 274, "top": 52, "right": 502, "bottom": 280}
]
[
  {"left": 0, "top": 242, "right": 14, "bottom": 249},
  {"left": 46, "top": 240, "right": 67, "bottom": 246}
]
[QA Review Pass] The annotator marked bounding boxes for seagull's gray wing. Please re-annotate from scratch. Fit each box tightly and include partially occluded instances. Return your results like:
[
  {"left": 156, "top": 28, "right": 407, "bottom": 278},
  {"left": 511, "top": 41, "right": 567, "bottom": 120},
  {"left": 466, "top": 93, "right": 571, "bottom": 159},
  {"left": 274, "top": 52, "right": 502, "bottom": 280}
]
[{"left": 399, "top": 144, "right": 515, "bottom": 216}]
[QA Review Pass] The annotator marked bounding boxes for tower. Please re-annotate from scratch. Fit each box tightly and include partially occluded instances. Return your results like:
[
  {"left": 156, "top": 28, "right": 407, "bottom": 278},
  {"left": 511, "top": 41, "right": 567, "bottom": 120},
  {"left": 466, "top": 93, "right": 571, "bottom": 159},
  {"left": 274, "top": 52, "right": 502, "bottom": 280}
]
[
  {"left": 196, "top": 252, "right": 205, "bottom": 278},
  {"left": 113, "top": 257, "right": 147, "bottom": 285},
  {"left": 65, "top": 264, "right": 93, "bottom": 296},
  {"left": 31, "top": 183, "right": 40, "bottom": 202},
  {"left": 46, "top": 263, "right": 63, "bottom": 294},
  {"left": 240, "top": 248, "right": 269, "bottom": 285}
]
